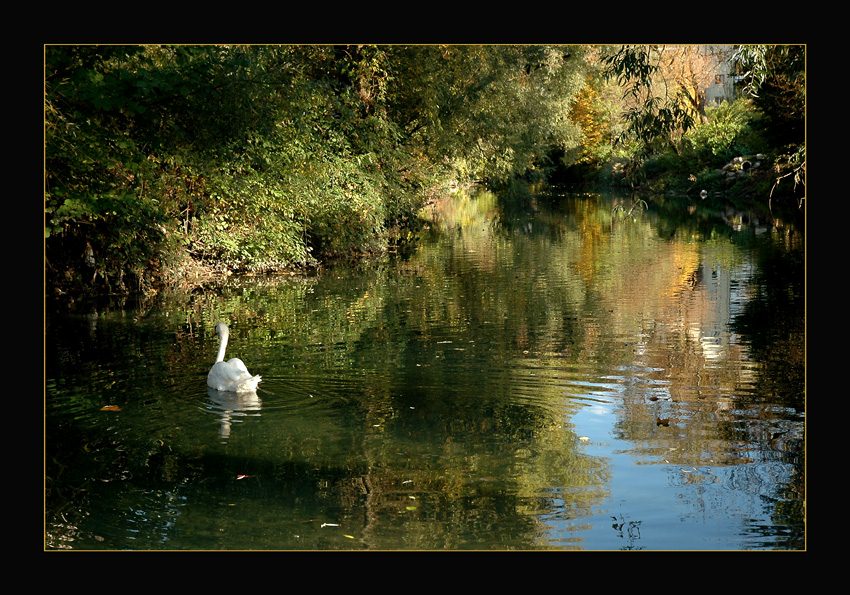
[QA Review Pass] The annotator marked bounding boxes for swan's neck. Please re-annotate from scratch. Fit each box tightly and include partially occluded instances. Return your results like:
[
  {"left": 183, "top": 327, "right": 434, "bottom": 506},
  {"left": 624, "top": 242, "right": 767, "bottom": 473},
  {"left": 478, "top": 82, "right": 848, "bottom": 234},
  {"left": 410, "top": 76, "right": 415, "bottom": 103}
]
[{"left": 216, "top": 332, "right": 228, "bottom": 363}]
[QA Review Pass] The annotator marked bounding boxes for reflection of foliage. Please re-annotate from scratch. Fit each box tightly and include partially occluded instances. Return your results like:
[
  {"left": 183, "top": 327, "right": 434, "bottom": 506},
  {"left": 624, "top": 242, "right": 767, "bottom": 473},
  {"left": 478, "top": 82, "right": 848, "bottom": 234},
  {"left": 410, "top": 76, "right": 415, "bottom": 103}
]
[
  {"left": 46, "top": 188, "right": 803, "bottom": 549},
  {"left": 611, "top": 197, "right": 648, "bottom": 219},
  {"left": 611, "top": 514, "right": 643, "bottom": 550},
  {"left": 729, "top": 229, "right": 804, "bottom": 411}
]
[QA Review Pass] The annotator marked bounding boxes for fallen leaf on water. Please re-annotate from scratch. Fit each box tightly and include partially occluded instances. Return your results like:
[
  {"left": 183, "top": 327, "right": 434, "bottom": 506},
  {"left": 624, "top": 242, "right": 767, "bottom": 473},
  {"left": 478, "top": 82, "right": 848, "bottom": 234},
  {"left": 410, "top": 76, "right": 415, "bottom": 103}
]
[
  {"left": 321, "top": 523, "right": 340, "bottom": 528},
  {"left": 236, "top": 474, "right": 254, "bottom": 480},
  {"left": 100, "top": 405, "right": 122, "bottom": 412}
]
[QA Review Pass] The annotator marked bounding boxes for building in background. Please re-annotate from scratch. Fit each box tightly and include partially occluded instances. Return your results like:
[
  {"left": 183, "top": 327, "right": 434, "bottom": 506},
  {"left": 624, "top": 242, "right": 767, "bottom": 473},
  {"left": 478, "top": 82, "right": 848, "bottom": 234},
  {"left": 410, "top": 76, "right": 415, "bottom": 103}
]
[{"left": 703, "top": 44, "right": 737, "bottom": 106}]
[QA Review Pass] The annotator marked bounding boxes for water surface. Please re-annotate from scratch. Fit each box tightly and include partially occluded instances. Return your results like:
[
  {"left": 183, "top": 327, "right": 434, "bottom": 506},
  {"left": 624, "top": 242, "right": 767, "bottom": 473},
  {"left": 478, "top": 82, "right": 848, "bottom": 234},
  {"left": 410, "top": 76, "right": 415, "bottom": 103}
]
[{"left": 45, "top": 189, "right": 804, "bottom": 550}]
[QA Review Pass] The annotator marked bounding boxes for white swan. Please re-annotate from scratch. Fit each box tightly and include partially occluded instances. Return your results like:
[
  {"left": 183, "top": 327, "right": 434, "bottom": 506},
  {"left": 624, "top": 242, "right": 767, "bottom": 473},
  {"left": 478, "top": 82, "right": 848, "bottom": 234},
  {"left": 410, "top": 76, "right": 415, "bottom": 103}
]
[{"left": 207, "top": 322, "right": 261, "bottom": 393}]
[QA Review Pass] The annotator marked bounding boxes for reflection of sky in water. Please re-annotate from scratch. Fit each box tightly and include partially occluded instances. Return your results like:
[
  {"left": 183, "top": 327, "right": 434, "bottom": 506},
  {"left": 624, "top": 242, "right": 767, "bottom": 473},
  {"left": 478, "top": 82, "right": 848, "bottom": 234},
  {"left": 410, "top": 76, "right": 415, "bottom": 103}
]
[{"left": 561, "top": 399, "right": 797, "bottom": 549}]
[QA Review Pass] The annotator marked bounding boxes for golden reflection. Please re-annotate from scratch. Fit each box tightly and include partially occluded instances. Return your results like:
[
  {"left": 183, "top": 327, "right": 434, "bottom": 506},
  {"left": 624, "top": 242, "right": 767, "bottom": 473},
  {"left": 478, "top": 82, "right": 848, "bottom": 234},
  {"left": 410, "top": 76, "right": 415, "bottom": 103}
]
[{"left": 418, "top": 189, "right": 789, "bottom": 475}]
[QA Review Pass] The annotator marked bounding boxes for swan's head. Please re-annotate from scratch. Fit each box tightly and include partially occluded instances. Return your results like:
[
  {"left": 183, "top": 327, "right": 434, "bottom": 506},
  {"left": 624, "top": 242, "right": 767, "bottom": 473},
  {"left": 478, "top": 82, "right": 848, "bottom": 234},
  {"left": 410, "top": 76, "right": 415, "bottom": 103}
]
[{"left": 214, "top": 322, "right": 230, "bottom": 338}]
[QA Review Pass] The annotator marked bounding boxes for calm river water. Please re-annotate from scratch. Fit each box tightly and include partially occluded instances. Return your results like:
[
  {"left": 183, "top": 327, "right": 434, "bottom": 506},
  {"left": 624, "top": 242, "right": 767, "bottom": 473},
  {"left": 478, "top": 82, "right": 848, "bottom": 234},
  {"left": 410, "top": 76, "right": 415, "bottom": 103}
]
[{"left": 45, "top": 189, "right": 804, "bottom": 550}]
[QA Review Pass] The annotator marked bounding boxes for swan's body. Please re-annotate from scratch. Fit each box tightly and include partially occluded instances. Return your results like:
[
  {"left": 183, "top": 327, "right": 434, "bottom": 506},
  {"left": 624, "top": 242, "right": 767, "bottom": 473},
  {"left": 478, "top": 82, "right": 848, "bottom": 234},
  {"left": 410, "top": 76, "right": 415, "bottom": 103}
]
[{"left": 207, "top": 322, "right": 261, "bottom": 393}]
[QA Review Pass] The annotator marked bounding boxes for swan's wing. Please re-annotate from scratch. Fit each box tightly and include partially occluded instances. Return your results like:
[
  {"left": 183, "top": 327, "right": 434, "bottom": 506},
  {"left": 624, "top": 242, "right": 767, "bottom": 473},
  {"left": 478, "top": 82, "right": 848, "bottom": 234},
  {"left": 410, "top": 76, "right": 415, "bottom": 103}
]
[
  {"left": 209, "top": 360, "right": 260, "bottom": 393},
  {"left": 227, "top": 358, "right": 250, "bottom": 373},
  {"left": 207, "top": 361, "right": 233, "bottom": 391}
]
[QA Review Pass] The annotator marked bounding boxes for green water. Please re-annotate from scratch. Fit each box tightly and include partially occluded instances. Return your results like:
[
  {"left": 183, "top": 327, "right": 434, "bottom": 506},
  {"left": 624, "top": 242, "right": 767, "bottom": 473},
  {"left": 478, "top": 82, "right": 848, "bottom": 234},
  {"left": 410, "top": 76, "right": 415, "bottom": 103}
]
[{"left": 45, "top": 189, "right": 805, "bottom": 550}]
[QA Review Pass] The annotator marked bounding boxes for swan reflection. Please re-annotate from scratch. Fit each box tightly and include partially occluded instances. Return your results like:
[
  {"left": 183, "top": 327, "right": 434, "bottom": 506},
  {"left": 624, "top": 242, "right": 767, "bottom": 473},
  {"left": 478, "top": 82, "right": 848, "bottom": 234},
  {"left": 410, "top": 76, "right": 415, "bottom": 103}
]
[{"left": 206, "top": 387, "right": 262, "bottom": 440}]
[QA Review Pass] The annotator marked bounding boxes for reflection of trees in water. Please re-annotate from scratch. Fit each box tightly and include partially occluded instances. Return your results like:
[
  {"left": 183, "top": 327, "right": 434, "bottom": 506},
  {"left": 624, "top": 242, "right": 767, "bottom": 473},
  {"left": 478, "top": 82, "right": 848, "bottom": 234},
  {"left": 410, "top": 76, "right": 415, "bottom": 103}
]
[
  {"left": 725, "top": 227, "right": 804, "bottom": 549},
  {"left": 729, "top": 228, "right": 804, "bottom": 411},
  {"left": 482, "top": 189, "right": 804, "bottom": 547},
  {"left": 611, "top": 514, "right": 643, "bottom": 550},
  {"left": 343, "top": 374, "right": 610, "bottom": 548},
  {"left": 45, "top": 188, "right": 803, "bottom": 549}
]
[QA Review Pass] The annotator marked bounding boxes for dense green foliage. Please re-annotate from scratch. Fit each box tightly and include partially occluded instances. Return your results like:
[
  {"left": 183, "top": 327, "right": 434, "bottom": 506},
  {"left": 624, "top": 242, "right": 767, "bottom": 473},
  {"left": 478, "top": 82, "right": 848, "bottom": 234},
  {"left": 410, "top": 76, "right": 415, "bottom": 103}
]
[
  {"left": 44, "top": 44, "right": 804, "bottom": 299},
  {"left": 733, "top": 45, "right": 805, "bottom": 147},
  {"left": 684, "top": 98, "right": 766, "bottom": 163},
  {"left": 562, "top": 44, "right": 805, "bottom": 206},
  {"left": 45, "top": 45, "right": 587, "bottom": 297},
  {"left": 732, "top": 44, "right": 805, "bottom": 202}
]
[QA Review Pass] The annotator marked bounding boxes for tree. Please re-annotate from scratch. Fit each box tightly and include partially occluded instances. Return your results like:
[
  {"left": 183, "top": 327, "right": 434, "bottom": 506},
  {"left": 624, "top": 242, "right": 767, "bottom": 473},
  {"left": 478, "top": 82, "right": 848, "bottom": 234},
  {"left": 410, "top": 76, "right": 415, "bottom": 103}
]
[
  {"left": 45, "top": 45, "right": 594, "bottom": 298},
  {"left": 733, "top": 45, "right": 805, "bottom": 204},
  {"left": 656, "top": 45, "right": 727, "bottom": 124},
  {"left": 384, "top": 45, "right": 587, "bottom": 185},
  {"left": 601, "top": 45, "right": 697, "bottom": 158}
]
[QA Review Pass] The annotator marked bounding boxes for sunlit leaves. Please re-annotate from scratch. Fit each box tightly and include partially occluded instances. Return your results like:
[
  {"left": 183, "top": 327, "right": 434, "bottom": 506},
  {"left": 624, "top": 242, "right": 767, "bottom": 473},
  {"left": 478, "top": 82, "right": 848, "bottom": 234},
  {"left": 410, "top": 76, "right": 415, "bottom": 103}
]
[
  {"left": 602, "top": 45, "right": 659, "bottom": 98},
  {"left": 684, "top": 98, "right": 764, "bottom": 161},
  {"left": 46, "top": 44, "right": 595, "bottom": 296},
  {"left": 602, "top": 45, "right": 698, "bottom": 159}
]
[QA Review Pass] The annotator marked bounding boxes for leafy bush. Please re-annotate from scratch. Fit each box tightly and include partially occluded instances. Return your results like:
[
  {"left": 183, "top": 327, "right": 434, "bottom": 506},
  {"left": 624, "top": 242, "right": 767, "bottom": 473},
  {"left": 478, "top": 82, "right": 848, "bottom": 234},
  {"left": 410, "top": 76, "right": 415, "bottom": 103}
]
[
  {"left": 685, "top": 99, "right": 766, "bottom": 164},
  {"left": 304, "top": 157, "right": 387, "bottom": 258}
]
